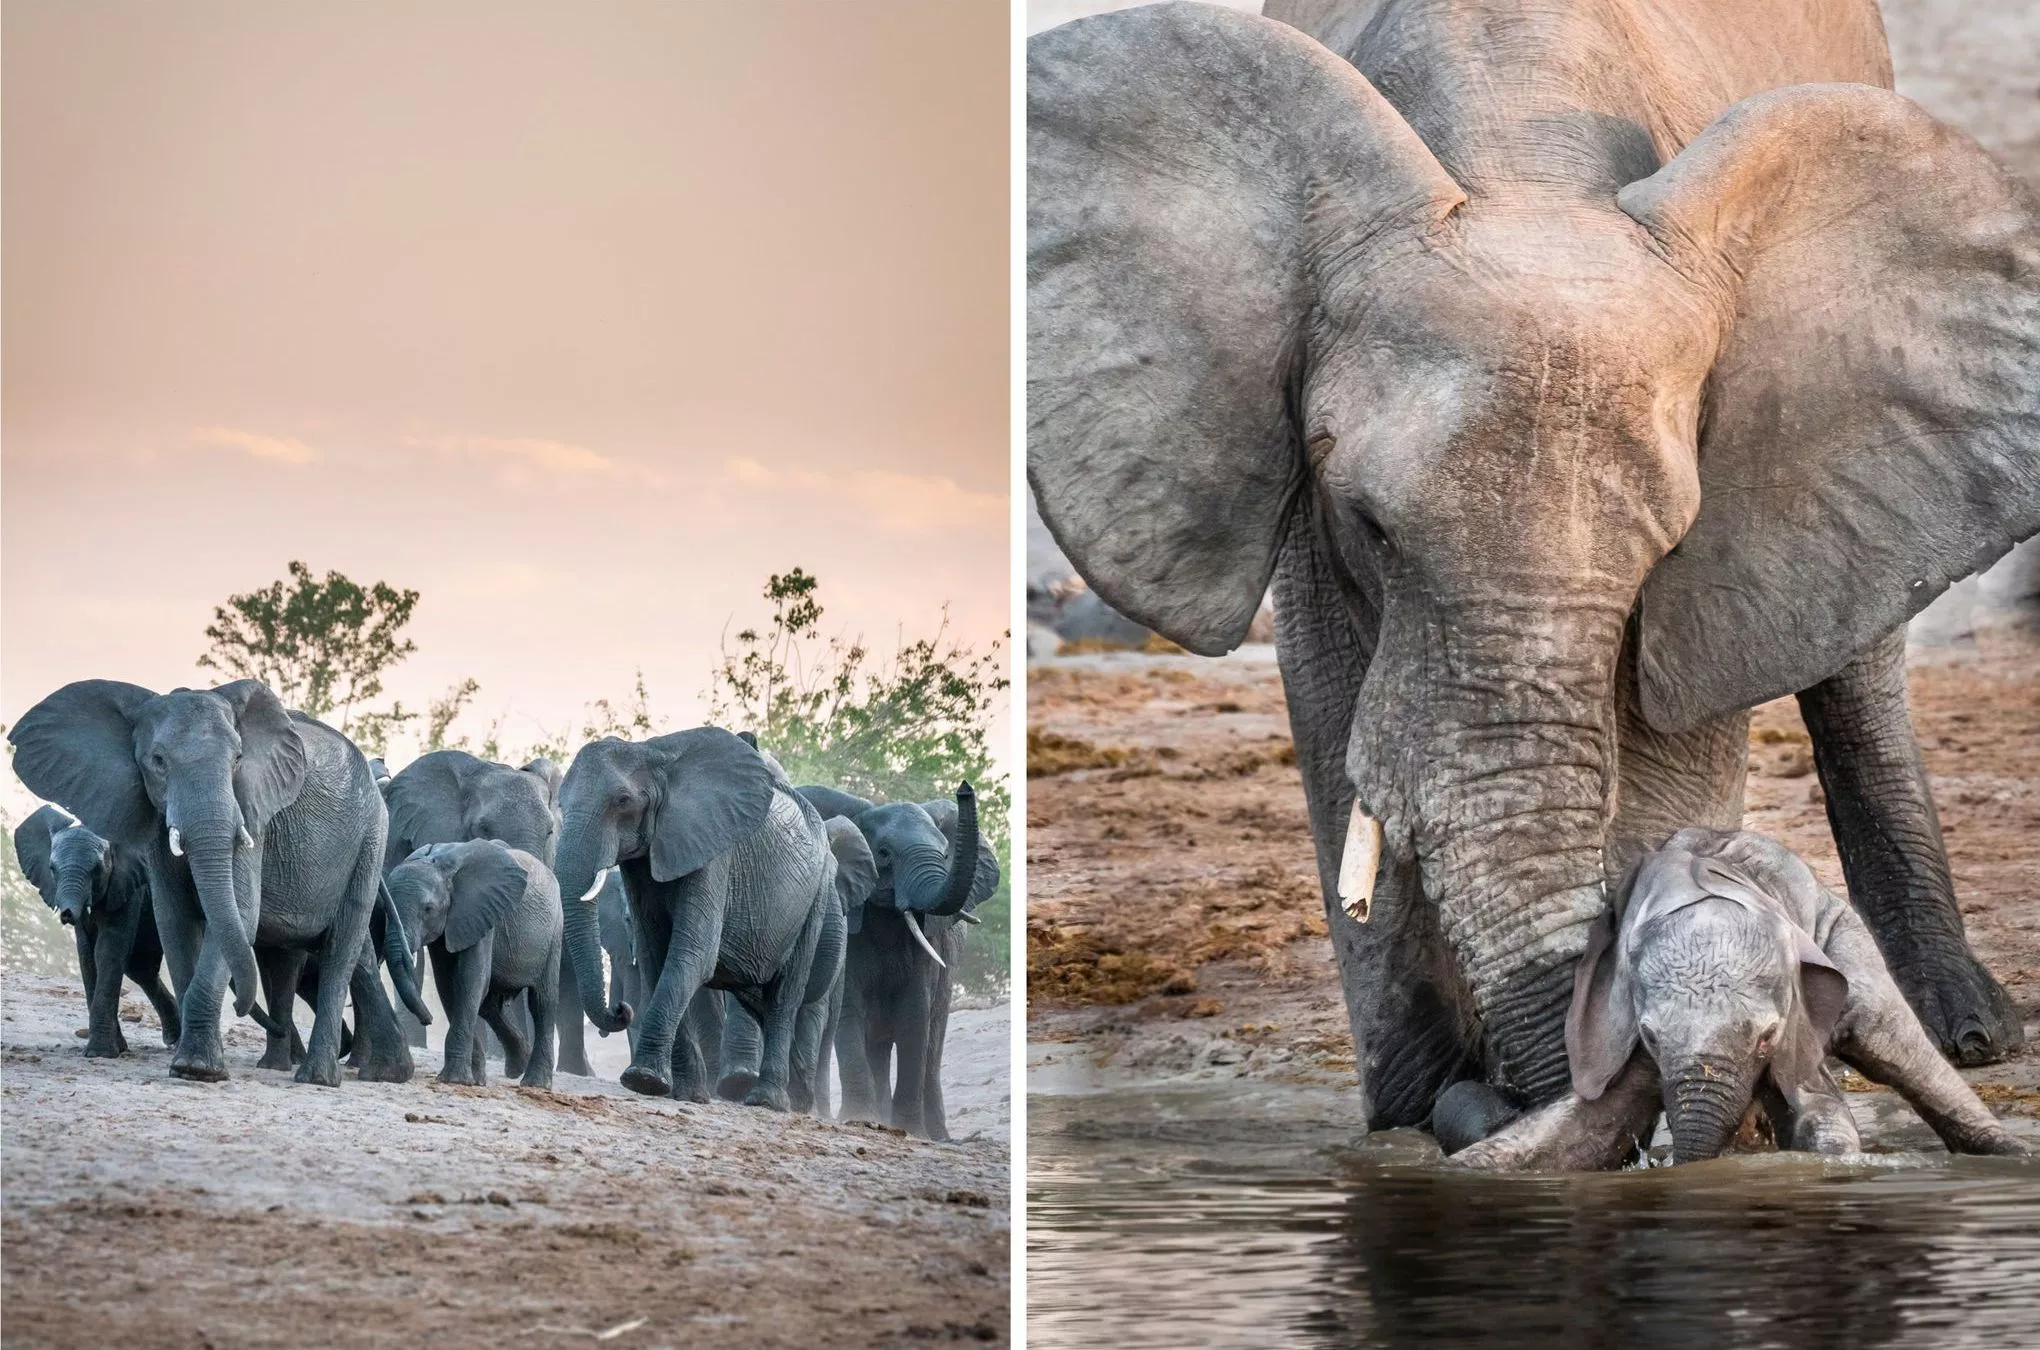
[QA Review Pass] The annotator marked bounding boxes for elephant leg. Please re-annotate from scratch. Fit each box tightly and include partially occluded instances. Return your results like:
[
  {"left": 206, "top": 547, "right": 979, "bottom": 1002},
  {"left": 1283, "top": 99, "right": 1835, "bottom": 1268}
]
[
  {"left": 71, "top": 921, "right": 101, "bottom": 1039},
  {"left": 620, "top": 960, "right": 645, "bottom": 1055},
  {"left": 1798, "top": 627, "right": 2023, "bottom": 1065},
  {"left": 788, "top": 995, "right": 827, "bottom": 1116},
  {"left": 1759, "top": 1067, "right": 1860, "bottom": 1156},
  {"left": 521, "top": 969, "right": 558, "bottom": 1090},
  {"left": 888, "top": 976, "right": 934, "bottom": 1136},
  {"left": 131, "top": 953, "right": 182, "bottom": 1047},
  {"left": 1450, "top": 1053, "right": 1662, "bottom": 1172},
  {"left": 349, "top": 949, "right": 413, "bottom": 1083},
  {"left": 169, "top": 911, "right": 234, "bottom": 1083},
  {"left": 834, "top": 1004, "right": 878, "bottom": 1123},
  {"left": 622, "top": 883, "right": 721, "bottom": 1099},
  {"left": 745, "top": 904, "right": 826, "bottom": 1113},
  {"left": 479, "top": 987, "right": 527, "bottom": 1085},
  {"left": 431, "top": 944, "right": 487, "bottom": 1086},
  {"left": 717, "top": 994, "right": 763, "bottom": 1102},
  {"left": 864, "top": 1021, "right": 895, "bottom": 1127},
  {"left": 920, "top": 969, "right": 953, "bottom": 1142},
  {"left": 85, "top": 914, "right": 137, "bottom": 1057},
  {"left": 671, "top": 987, "right": 723, "bottom": 1103},
  {"left": 1272, "top": 514, "right": 1479, "bottom": 1128},
  {"left": 296, "top": 852, "right": 382, "bottom": 1088},
  {"left": 816, "top": 978, "right": 842, "bottom": 1120},
  {"left": 255, "top": 948, "right": 306, "bottom": 1071},
  {"left": 554, "top": 955, "right": 592, "bottom": 1077}
]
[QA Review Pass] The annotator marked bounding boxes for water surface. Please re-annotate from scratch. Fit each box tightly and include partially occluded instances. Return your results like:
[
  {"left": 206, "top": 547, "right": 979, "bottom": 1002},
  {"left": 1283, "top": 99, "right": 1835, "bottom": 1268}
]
[{"left": 1029, "top": 1085, "right": 2040, "bottom": 1350}]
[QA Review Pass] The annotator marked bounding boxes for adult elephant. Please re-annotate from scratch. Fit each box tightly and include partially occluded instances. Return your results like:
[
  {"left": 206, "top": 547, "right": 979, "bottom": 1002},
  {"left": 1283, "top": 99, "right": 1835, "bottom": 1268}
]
[
  {"left": 1028, "top": 2, "right": 2040, "bottom": 1151},
  {"left": 799, "top": 783, "right": 998, "bottom": 1140},
  {"left": 554, "top": 728, "right": 832, "bottom": 1108},
  {"left": 9, "top": 679, "right": 411, "bottom": 1085},
  {"left": 12, "top": 805, "right": 179, "bottom": 1056},
  {"left": 379, "top": 750, "right": 573, "bottom": 1072}
]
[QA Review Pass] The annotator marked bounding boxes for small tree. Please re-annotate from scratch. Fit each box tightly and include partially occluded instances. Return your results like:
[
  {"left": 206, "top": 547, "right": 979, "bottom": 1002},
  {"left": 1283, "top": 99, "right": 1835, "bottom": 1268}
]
[
  {"left": 709, "top": 570, "right": 1011, "bottom": 996},
  {"left": 197, "top": 561, "right": 420, "bottom": 753}
]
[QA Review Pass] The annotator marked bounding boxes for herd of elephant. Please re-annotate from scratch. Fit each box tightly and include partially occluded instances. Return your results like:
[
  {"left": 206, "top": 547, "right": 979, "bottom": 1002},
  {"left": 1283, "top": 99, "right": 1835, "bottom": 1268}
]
[{"left": 8, "top": 677, "right": 998, "bottom": 1140}]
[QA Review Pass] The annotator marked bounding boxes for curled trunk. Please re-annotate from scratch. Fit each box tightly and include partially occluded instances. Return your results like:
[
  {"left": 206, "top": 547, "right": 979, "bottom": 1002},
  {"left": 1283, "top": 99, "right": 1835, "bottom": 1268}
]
[{"left": 897, "top": 785, "right": 983, "bottom": 916}]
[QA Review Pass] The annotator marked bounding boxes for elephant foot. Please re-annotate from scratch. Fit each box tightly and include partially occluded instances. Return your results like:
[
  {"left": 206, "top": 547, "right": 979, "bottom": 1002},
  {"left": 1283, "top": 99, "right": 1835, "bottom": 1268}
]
[
  {"left": 620, "top": 1065, "right": 672, "bottom": 1097},
  {"left": 558, "top": 1056, "right": 593, "bottom": 1078},
  {"left": 295, "top": 1051, "right": 343, "bottom": 1088},
  {"left": 1898, "top": 955, "right": 2026, "bottom": 1067},
  {"left": 519, "top": 1068, "right": 555, "bottom": 1091},
  {"left": 356, "top": 1049, "right": 415, "bottom": 1084},
  {"left": 169, "top": 1056, "right": 229, "bottom": 1083},
  {"left": 1431, "top": 1081, "right": 1523, "bottom": 1156},
  {"left": 437, "top": 1066, "right": 483, "bottom": 1087},
  {"left": 716, "top": 1069, "right": 758, "bottom": 1103},
  {"left": 254, "top": 1043, "right": 295, "bottom": 1072},
  {"left": 83, "top": 1034, "right": 126, "bottom": 1059},
  {"left": 742, "top": 1082, "right": 791, "bottom": 1113}
]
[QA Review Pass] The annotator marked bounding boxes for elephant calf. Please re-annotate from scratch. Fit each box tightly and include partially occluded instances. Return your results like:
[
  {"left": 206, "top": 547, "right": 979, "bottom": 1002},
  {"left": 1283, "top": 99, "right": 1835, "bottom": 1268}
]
[
  {"left": 1453, "top": 830, "right": 2028, "bottom": 1169},
  {"left": 385, "top": 840, "right": 562, "bottom": 1089},
  {"left": 12, "top": 805, "right": 179, "bottom": 1056}
]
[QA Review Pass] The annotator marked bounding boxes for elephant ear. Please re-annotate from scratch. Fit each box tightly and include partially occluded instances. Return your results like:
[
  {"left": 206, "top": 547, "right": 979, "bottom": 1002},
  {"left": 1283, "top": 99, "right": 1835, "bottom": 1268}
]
[
  {"left": 213, "top": 681, "right": 308, "bottom": 830},
  {"left": 919, "top": 798, "right": 1001, "bottom": 909},
  {"left": 8, "top": 680, "right": 159, "bottom": 845},
  {"left": 12, "top": 809, "right": 63, "bottom": 903},
  {"left": 797, "top": 785, "right": 876, "bottom": 822},
  {"left": 825, "top": 817, "right": 879, "bottom": 930},
  {"left": 1567, "top": 861, "right": 1646, "bottom": 1101},
  {"left": 519, "top": 756, "right": 563, "bottom": 808},
  {"left": 383, "top": 751, "right": 472, "bottom": 857},
  {"left": 1028, "top": 3, "right": 1463, "bottom": 654},
  {"left": 1623, "top": 84, "right": 2040, "bottom": 731},
  {"left": 443, "top": 843, "right": 528, "bottom": 953},
  {"left": 643, "top": 728, "right": 774, "bottom": 883},
  {"left": 1770, "top": 929, "right": 1851, "bottom": 1089}
]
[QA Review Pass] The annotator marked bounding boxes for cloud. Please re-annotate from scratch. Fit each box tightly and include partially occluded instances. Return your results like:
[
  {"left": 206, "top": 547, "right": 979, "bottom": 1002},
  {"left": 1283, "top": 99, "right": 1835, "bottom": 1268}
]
[
  {"left": 406, "top": 434, "right": 663, "bottom": 487},
  {"left": 189, "top": 426, "right": 320, "bottom": 464},
  {"left": 723, "top": 457, "right": 1004, "bottom": 535}
]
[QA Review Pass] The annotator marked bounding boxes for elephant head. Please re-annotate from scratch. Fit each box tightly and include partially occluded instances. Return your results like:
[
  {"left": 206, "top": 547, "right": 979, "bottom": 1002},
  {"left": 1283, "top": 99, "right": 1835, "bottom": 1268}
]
[
  {"left": 1567, "top": 834, "right": 1849, "bottom": 1163},
  {"left": 552, "top": 728, "right": 775, "bottom": 1034},
  {"left": 383, "top": 749, "right": 561, "bottom": 868},
  {"left": 799, "top": 783, "right": 999, "bottom": 966},
  {"left": 824, "top": 816, "right": 880, "bottom": 926},
  {"left": 10, "top": 679, "right": 307, "bottom": 1023},
  {"left": 1029, "top": 6, "right": 2040, "bottom": 1102},
  {"left": 13, "top": 805, "right": 124, "bottom": 927},
  {"left": 384, "top": 840, "right": 532, "bottom": 957}
]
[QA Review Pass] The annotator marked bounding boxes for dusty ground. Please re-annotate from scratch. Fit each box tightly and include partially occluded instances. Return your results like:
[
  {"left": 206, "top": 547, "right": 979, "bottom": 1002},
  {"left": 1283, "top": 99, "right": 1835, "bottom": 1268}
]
[
  {"left": 1, "top": 980, "right": 1009, "bottom": 1349},
  {"left": 1024, "top": 621, "right": 2040, "bottom": 1135}
]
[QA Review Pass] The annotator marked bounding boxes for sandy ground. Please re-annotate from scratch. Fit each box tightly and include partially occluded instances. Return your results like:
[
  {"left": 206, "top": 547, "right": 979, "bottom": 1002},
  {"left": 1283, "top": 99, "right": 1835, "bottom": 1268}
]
[
  {"left": 1024, "top": 619, "right": 2040, "bottom": 1145},
  {"left": 1, "top": 979, "right": 1010, "bottom": 1349}
]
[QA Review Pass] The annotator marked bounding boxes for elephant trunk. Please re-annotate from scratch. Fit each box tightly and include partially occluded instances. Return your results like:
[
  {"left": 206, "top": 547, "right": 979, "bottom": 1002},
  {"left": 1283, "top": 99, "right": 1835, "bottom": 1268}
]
[
  {"left": 895, "top": 784, "right": 983, "bottom": 916},
  {"left": 1665, "top": 1059, "right": 1753, "bottom": 1164},
  {"left": 52, "top": 869, "right": 93, "bottom": 926},
  {"left": 180, "top": 825, "right": 263, "bottom": 1022},
  {"left": 1350, "top": 591, "right": 1625, "bottom": 1107},
  {"left": 928, "top": 783, "right": 981, "bottom": 917},
  {"left": 563, "top": 884, "right": 631, "bottom": 1035},
  {"left": 377, "top": 880, "right": 433, "bottom": 1026}
]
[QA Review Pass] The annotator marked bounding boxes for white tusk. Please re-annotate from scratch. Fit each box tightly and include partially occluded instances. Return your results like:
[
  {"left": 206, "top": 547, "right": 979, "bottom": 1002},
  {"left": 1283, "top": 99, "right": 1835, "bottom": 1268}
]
[
  {"left": 904, "top": 912, "right": 946, "bottom": 968},
  {"left": 168, "top": 827, "right": 184, "bottom": 857},
  {"left": 957, "top": 910, "right": 982, "bottom": 925},
  {"left": 1337, "top": 803, "right": 1382, "bottom": 923},
  {"left": 578, "top": 865, "right": 615, "bottom": 903},
  {"left": 237, "top": 825, "right": 255, "bottom": 850}
]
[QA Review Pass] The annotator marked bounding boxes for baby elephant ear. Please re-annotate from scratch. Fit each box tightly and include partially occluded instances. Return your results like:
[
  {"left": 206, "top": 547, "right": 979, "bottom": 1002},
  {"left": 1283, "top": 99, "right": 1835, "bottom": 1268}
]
[
  {"left": 1793, "top": 929, "right": 1851, "bottom": 1040},
  {"left": 12, "top": 810, "right": 62, "bottom": 901},
  {"left": 1566, "top": 904, "right": 1636, "bottom": 1100},
  {"left": 1625, "top": 84, "right": 2040, "bottom": 731},
  {"left": 444, "top": 844, "right": 528, "bottom": 953},
  {"left": 1029, "top": 3, "right": 1463, "bottom": 654},
  {"left": 825, "top": 817, "right": 879, "bottom": 923},
  {"left": 214, "top": 680, "right": 308, "bottom": 830},
  {"left": 519, "top": 757, "right": 563, "bottom": 807},
  {"left": 644, "top": 728, "right": 775, "bottom": 883}
]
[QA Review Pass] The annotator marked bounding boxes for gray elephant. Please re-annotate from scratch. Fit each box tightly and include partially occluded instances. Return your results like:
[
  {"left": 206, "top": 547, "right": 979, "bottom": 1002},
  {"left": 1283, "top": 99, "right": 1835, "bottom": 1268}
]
[
  {"left": 1028, "top": 1, "right": 2040, "bottom": 1141},
  {"left": 12, "top": 804, "right": 179, "bottom": 1055},
  {"left": 380, "top": 750, "right": 570, "bottom": 1073},
  {"left": 385, "top": 840, "right": 562, "bottom": 1089},
  {"left": 1450, "top": 829, "right": 2027, "bottom": 1168},
  {"left": 9, "top": 679, "right": 411, "bottom": 1085},
  {"left": 553, "top": 727, "right": 832, "bottom": 1108},
  {"left": 798, "top": 783, "right": 998, "bottom": 1140},
  {"left": 714, "top": 814, "right": 874, "bottom": 1116}
]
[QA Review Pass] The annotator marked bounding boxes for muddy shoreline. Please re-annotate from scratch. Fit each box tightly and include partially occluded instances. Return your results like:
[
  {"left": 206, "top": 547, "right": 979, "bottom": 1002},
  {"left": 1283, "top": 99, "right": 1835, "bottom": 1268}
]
[
  {"left": 1, "top": 976, "right": 1009, "bottom": 1349},
  {"left": 1024, "top": 624, "right": 2040, "bottom": 1143}
]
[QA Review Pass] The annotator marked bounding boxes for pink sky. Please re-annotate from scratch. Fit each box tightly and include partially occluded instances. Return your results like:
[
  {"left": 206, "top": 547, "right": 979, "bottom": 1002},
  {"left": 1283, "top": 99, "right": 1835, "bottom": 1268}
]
[{"left": 2, "top": 1, "right": 1008, "bottom": 766}]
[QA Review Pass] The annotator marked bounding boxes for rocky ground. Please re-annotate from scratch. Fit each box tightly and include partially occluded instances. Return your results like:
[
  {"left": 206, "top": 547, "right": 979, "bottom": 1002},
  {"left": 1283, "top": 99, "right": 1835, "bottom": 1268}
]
[
  {"left": 1, "top": 980, "right": 1010, "bottom": 1349},
  {"left": 1024, "top": 619, "right": 2040, "bottom": 1146}
]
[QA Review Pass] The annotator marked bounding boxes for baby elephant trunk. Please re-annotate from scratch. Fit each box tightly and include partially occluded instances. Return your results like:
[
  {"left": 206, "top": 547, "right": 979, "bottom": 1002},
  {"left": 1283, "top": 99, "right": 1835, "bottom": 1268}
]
[{"left": 1665, "top": 1057, "right": 1755, "bottom": 1164}]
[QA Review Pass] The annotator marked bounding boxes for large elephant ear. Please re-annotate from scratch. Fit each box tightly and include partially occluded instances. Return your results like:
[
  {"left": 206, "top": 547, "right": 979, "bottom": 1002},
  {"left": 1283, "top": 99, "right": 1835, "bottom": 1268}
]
[
  {"left": 8, "top": 680, "right": 159, "bottom": 845},
  {"left": 383, "top": 750, "right": 472, "bottom": 857},
  {"left": 825, "top": 817, "right": 879, "bottom": 928},
  {"left": 12, "top": 808, "right": 64, "bottom": 903},
  {"left": 1028, "top": 3, "right": 1463, "bottom": 655},
  {"left": 215, "top": 681, "right": 309, "bottom": 829},
  {"left": 919, "top": 798, "right": 1001, "bottom": 909},
  {"left": 443, "top": 843, "right": 528, "bottom": 952},
  {"left": 797, "top": 784, "right": 875, "bottom": 821},
  {"left": 520, "top": 756, "right": 563, "bottom": 808},
  {"left": 1623, "top": 84, "right": 2040, "bottom": 731},
  {"left": 643, "top": 728, "right": 774, "bottom": 882}
]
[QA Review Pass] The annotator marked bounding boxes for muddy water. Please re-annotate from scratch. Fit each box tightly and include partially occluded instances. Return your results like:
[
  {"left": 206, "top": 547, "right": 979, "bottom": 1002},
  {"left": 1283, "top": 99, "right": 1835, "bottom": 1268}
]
[{"left": 1029, "top": 1086, "right": 2040, "bottom": 1349}]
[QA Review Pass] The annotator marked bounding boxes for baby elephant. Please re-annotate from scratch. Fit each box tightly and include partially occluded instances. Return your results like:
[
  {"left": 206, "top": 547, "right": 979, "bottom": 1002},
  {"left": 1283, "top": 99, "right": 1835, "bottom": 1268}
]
[
  {"left": 13, "top": 805, "right": 180, "bottom": 1056},
  {"left": 1457, "top": 828, "right": 2026, "bottom": 1168},
  {"left": 385, "top": 841, "right": 562, "bottom": 1089}
]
